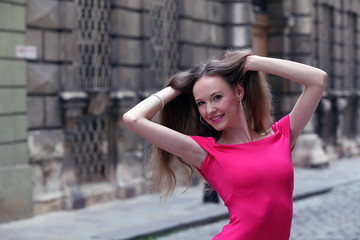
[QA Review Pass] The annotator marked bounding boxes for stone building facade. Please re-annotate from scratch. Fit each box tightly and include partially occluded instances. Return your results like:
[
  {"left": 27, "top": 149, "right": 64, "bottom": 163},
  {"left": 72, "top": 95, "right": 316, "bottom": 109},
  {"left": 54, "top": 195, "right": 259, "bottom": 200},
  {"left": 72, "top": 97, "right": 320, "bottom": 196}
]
[
  {"left": 0, "top": 0, "right": 359, "bottom": 222},
  {"left": 0, "top": 0, "right": 32, "bottom": 222}
]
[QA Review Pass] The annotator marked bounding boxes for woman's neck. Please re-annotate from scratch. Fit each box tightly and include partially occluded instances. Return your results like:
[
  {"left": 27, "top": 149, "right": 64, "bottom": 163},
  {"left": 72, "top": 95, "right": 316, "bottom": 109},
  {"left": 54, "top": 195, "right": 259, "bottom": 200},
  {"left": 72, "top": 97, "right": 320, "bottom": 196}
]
[{"left": 218, "top": 115, "right": 254, "bottom": 144}]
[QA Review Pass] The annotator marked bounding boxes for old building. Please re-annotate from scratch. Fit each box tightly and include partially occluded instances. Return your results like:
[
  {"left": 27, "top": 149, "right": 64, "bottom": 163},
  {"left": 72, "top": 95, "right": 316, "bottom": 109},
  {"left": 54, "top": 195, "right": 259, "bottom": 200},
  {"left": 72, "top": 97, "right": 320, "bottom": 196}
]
[{"left": 0, "top": 0, "right": 359, "bottom": 222}]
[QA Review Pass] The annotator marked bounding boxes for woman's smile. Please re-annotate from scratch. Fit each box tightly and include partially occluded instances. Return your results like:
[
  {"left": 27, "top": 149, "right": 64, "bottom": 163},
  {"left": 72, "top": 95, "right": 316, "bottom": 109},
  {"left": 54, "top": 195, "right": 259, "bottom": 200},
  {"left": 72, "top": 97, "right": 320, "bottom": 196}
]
[{"left": 210, "top": 114, "right": 225, "bottom": 123}]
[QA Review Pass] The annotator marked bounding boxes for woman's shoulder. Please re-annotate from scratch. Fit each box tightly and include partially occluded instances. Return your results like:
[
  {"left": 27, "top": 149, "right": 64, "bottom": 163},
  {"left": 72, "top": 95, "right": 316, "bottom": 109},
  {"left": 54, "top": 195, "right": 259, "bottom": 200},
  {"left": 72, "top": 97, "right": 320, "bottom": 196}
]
[
  {"left": 271, "top": 114, "right": 290, "bottom": 138},
  {"left": 189, "top": 135, "right": 218, "bottom": 154},
  {"left": 189, "top": 135, "right": 216, "bottom": 145}
]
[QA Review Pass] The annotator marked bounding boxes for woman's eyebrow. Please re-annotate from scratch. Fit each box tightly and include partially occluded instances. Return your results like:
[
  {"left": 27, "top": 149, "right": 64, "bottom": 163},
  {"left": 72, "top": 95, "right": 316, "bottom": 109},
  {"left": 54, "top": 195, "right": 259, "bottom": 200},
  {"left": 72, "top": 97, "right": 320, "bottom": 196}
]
[
  {"left": 195, "top": 91, "right": 223, "bottom": 102},
  {"left": 211, "top": 91, "right": 223, "bottom": 97}
]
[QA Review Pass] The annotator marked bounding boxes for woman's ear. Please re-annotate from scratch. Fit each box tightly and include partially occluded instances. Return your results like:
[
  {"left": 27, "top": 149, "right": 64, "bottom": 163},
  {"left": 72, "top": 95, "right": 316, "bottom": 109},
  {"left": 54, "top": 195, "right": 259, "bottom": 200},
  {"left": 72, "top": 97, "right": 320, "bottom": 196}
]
[{"left": 235, "top": 83, "right": 244, "bottom": 100}]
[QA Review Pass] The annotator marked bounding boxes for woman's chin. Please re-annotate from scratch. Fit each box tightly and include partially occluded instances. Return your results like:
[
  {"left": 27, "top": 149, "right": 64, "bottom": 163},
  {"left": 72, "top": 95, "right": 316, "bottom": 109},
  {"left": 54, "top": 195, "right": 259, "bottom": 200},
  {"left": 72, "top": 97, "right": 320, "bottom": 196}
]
[{"left": 211, "top": 123, "right": 225, "bottom": 131}]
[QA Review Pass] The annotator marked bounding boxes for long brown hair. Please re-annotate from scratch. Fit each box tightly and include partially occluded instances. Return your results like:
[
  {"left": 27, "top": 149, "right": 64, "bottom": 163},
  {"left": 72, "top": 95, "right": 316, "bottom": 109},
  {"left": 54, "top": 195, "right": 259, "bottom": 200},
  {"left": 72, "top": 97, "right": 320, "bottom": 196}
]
[{"left": 148, "top": 49, "right": 273, "bottom": 198}]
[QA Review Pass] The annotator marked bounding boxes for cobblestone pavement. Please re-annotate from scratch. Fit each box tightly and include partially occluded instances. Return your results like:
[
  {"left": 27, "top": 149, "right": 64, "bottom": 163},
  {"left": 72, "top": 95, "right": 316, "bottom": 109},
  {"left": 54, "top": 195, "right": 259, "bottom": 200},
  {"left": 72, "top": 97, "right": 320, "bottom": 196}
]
[
  {"left": 156, "top": 181, "right": 360, "bottom": 240},
  {"left": 290, "top": 181, "right": 360, "bottom": 240}
]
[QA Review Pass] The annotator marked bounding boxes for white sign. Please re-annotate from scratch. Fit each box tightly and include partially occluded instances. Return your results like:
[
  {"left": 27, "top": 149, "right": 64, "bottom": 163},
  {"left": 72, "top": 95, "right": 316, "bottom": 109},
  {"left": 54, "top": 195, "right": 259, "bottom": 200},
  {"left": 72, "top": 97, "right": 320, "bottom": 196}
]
[
  {"left": 26, "top": 46, "right": 37, "bottom": 59},
  {"left": 15, "top": 45, "right": 38, "bottom": 60},
  {"left": 15, "top": 45, "right": 26, "bottom": 58}
]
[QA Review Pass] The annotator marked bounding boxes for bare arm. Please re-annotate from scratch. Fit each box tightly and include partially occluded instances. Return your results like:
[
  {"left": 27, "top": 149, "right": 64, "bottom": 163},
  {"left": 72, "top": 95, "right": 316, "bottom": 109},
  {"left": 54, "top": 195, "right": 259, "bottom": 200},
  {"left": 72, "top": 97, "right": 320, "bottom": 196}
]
[
  {"left": 245, "top": 55, "right": 327, "bottom": 147},
  {"left": 122, "top": 87, "right": 207, "bottom": 169}
]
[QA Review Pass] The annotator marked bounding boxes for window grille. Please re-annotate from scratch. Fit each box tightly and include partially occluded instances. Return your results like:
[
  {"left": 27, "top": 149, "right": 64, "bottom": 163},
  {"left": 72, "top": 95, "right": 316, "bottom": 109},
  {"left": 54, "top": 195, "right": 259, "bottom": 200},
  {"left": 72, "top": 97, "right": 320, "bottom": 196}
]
[
  {"left": 75, "top": 0, "right": 111, "bottom": 90},
  {"left": 344, "top": 13, "right": 358, "bottom": 138},
  {"left": 345, "top": 13, "right": 358, "bottom": 90},
  {"left": 318, "top": 5, "right": 335, "bottom": 89},
  {"left": 151, "top": 0, "right": 179, "bottom": 89},
  {"left": 71, "top": 0, "right": 111, "bottom": 185},
  {"left": 72, "top": 114, "right": 109, "bottom": 184}
]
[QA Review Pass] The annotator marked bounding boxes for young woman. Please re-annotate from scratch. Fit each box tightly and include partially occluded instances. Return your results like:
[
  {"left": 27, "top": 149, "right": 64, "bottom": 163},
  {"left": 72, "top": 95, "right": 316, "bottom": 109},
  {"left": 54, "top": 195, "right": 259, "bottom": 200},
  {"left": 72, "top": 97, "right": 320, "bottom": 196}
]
[{"left": 123, "top": 49, "right": 327, "bottom": 240}]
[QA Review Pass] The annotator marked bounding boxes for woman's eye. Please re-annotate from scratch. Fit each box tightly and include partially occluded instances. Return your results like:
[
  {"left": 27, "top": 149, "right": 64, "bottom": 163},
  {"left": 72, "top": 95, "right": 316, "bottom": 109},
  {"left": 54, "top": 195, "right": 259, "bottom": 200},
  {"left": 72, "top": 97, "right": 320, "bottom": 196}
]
[
  {"left": 197, "top": 102, "right": 204, "bottom": 106},
  {"left": 214, "top": 95, "right": 222, "bottom": 101}
]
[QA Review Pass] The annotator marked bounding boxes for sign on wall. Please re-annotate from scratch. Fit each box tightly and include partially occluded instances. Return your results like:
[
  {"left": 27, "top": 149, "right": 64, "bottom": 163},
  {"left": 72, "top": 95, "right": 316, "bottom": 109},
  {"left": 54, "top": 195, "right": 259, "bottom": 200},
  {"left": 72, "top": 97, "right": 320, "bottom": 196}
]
[{"left": 15, "top": 45, "right": 37, "bottom": 60}]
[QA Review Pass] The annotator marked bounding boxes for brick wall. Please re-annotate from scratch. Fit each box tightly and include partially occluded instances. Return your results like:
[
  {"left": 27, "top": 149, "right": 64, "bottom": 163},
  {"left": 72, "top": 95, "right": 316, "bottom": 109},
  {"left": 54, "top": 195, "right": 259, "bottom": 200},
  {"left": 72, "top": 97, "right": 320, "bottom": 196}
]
[{"left": 0, "top": 0, "right": 33, "bottom": 222}]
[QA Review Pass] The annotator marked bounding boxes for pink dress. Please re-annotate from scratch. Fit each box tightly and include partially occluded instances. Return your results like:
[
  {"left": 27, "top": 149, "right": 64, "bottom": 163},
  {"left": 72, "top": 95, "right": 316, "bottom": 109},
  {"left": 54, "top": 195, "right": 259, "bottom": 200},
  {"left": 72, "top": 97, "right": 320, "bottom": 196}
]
[{"left": 190, "top": 115, "right": 294, "bottom": 240}]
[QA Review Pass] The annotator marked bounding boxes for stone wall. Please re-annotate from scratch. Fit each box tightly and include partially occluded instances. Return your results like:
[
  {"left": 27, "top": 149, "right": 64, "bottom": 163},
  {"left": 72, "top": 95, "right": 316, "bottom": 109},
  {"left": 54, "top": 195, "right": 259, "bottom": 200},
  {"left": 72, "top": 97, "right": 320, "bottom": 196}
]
[
  {"left": 313, "top": 0, "right": 360, "bottom": 159},
  {"left": 26, "top": 0, "right": 74, "bottom": 214},
  {"left": 0, "top": 0, "right": 33, "bottom": 222},
  {"left": 111, "top": 0, "right": 152, "bottom": 197},
  {"left": 179, "top": 0, "right": 253, "bottom": 68},
  {"left": 289, "top": 0, "right": 330, "bottom": 167},
  {"left": 265, "top": 0, "right": 360, "bottom": 166}
]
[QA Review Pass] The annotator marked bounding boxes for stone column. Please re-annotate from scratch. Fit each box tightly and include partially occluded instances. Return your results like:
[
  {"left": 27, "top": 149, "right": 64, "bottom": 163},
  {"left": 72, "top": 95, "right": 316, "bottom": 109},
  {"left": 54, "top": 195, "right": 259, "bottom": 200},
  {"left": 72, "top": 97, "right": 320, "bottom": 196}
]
[
  {"left": 335, "top": 97, "right": 354, "bottom": 157},
  {"left": 267, "top": 0, "right": 288, "bottom": 105},
  {"left": 317, "top": 98, "right": 338, "bottom": 160},
  {"left": 26, "top": 0, "right": 76, "bottom": 215},
  {"left": 284, "top": 0, "right": 329, "bottom": 167},
  {"left": 341, "top": 96, "right": 360, "bottom": 157},
  {"left": 110, "top": 1, "right": 152, "bottom": 197},
  {"left": 338, "top": 1, "right": 360, "bottom": 157},
  {"left": 356, "top": 95, "right": 360, "bottom": 149},
  {"left": 60, "top": 92, "right": 88, "bottom": 209},
  {"left": 226, "top": 0, "right": 253, "bottom": 49},
  {"left": 111, "top": 91, "right": 146, "bottom": 198},
  {"left": 0, "top": 0, "right": 33, "bottom": 222}
]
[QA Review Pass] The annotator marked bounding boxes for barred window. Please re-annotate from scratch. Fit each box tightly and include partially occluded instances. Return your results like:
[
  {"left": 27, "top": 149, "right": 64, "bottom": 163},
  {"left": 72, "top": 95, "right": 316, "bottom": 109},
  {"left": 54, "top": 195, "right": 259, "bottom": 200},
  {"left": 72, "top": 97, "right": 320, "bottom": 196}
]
[
  {"left": 75, "top": 0, "right": 111, "bottom": 90},
  {"left": 151, "top": 0, "right": 179, "bottom": 89},
  {"left": 318, "top": 5, "right": 335, "bottom": 89},
  {"left": 72, "top": 114, "right": 109, "bottom": 184},
  {"left": 345, "top": 12, "right": 358, "bottom": 90},
  {"left": 344, "top": 12, "right": 358, "bottom": 138},
  {"left": 71, "top": 0, "right": 111, "bottom": 184}
]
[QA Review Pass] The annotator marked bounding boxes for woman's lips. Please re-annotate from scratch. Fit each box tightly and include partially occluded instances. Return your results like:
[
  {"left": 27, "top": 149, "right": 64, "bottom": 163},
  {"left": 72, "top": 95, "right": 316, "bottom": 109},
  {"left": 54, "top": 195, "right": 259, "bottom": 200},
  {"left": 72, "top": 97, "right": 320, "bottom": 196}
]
[{"left": 210, "top": 114, "right": 225, "bottom": 123}]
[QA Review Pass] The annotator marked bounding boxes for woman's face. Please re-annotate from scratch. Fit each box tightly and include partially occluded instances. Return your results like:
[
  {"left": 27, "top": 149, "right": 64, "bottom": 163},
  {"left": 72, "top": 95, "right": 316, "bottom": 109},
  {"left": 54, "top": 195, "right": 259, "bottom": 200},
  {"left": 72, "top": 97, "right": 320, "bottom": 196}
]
[{"left": 193, "top": 75, "right": 243, "bottom": 131}]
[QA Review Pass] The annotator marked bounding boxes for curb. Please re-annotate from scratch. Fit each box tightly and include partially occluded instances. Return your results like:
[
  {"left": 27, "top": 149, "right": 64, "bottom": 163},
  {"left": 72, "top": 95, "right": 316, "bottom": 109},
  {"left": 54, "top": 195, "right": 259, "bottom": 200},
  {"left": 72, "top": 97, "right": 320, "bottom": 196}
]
[
  {"left": 293, "top": 186, "right": 332, "bottom": 201},
  {"left": 95, "top": 206, "right": 229, "bottom": 240}
]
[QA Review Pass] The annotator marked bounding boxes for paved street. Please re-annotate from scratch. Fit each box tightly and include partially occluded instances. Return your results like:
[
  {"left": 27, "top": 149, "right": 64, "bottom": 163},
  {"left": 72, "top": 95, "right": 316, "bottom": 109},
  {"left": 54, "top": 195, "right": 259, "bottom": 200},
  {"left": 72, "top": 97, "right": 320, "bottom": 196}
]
[
  {"left": 290, "top": 180, "right": 360, "bottom": 240},
  {"left": 157, "top": 180, "right": 360, "bottom": 240}
]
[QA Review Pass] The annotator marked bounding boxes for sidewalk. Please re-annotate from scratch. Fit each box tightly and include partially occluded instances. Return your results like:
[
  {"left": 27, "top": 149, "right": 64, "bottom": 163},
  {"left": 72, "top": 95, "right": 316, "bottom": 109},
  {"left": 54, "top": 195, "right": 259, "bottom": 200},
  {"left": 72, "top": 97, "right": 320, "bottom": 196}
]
[{"left": 1, "top": 157, "right": 360, "bottom": 240}]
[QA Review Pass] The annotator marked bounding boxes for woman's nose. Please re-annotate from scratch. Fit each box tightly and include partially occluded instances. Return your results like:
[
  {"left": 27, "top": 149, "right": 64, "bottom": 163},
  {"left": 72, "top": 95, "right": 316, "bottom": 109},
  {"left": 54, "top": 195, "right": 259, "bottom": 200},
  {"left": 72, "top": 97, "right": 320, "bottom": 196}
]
[{"left": 206, "top": 104, "right": 216, "bottom": 115}]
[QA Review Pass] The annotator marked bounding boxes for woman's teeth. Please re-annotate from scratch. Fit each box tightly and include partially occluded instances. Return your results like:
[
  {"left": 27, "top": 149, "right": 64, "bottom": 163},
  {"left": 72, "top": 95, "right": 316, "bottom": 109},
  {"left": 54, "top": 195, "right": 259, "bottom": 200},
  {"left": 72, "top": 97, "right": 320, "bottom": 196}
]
[{"left": 211, "top": 114, "right": 224, "bottom": 121}]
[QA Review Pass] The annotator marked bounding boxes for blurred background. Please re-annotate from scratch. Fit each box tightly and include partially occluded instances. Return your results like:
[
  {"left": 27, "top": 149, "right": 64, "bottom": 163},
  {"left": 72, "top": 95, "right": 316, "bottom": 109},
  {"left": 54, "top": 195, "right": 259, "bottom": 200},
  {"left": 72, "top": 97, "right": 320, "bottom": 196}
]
[{"left": 0, "top": 0, "right": 359, "bottom": 238}]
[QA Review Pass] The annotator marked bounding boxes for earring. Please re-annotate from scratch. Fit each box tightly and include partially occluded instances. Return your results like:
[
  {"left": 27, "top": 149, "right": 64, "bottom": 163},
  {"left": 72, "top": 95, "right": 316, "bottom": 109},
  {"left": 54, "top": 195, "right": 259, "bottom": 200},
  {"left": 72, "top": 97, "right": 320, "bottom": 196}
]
[
  {"left": 199, "top": 116, "right": 208, "bottom": 125},
  {"left": 240, "top": 100, "right": 245, "bottom": 112}
]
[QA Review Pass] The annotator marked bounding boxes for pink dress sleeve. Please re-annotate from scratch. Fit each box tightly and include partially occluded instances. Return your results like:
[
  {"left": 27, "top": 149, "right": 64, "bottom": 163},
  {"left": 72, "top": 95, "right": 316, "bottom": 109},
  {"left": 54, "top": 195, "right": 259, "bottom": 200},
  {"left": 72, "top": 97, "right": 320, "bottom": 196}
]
[
  {"left": 272, "top": 114, "right": 294, "bottom": 151},
  {"left": 189, "top": 136, "right": 215, "bottom": 154},
  {"left": 188, "top": 136, "right": 216, "bottom": 178}
]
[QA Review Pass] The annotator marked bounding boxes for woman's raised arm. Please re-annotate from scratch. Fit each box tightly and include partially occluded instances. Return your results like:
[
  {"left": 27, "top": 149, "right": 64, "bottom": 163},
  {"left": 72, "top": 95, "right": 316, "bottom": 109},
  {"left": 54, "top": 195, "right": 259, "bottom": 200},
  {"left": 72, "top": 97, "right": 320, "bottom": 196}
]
[
  {"left": 123, "top": 86, "right": 181, "bottom": 122},
  {"left": 245, "top": 55, "right": 327, "bottom": 147},
  {"left": 123, "top": 87, "right": 206, "bottom": 169}
]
